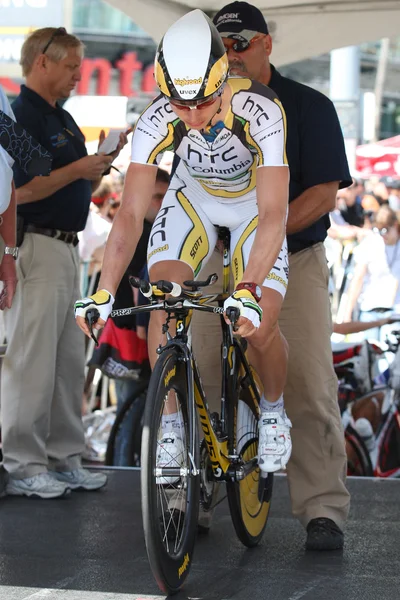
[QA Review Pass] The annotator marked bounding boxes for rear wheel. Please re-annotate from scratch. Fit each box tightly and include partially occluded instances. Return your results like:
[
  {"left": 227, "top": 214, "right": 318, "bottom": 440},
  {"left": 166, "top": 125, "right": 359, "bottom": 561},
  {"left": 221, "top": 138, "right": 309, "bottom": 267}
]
[
  {"left": 105, "top": 380, "right": 147, "bottom": 466},
  {"left": 141, "top": 348, "right": 199, "bottom": 594},
  {"left": 227, "top": 361, "right": 272, "bottom": 547}
]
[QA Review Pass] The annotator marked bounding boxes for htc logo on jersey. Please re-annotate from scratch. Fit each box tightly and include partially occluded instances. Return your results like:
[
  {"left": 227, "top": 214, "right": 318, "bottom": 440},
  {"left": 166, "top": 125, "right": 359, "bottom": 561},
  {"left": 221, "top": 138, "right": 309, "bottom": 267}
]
[
  {"left": 187, "top": 143, "right": 238, "bottom": 164},
  {"left": 149, "top": 204, "right": 174, "bottom": 247},
  {"left": 148, "top": 102, "right": 174, "bottom": 128},
  {"left": 192, "top": 159, "right": 251, "bottom": 174},
  {"left": 242, "top": 96, "right": 270, "bottom": 127}
]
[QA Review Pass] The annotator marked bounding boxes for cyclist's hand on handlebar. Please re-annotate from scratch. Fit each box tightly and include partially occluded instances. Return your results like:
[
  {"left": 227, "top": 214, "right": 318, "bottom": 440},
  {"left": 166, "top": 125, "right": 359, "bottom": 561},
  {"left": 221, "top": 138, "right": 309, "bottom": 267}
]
[
  {"left": 74, "top": 289, "right": 115, "bottom": 337},
  {"left": 223, "top": 289, "right": 262, "bottom": 337}
]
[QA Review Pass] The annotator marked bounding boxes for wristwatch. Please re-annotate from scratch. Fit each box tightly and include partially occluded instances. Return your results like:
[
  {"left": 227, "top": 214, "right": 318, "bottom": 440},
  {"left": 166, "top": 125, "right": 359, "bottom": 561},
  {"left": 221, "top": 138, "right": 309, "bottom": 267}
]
[
  {"left": 235, "top": 281, "right": 262, "bottom": 302},
  {"left": 4, "top": 246, "right": 19, "bottom": 260}
]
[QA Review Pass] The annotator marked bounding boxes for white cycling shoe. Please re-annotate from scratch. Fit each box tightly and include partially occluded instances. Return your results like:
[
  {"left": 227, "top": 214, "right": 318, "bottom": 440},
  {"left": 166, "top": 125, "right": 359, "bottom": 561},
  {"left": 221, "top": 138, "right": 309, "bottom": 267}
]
[
  {"left": 156, "top": 431, "right": 185, "bottom": 485},
  {"left": 258, "top": 410, "right": 292, "bottom": 473}
]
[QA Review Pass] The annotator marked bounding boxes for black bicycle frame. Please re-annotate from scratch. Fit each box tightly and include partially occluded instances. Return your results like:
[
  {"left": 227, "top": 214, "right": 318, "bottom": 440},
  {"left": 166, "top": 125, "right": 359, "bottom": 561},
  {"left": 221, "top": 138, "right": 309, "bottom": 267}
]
[{"left": 110, "top": 227, "right": 261, "bottom": 480}]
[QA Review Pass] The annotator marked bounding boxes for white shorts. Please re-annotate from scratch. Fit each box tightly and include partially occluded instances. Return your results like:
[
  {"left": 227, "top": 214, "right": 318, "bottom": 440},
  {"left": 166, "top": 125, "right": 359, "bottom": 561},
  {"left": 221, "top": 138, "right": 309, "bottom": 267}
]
[{"left": 147, "top": 168, "right": 288, "bottom": 298}]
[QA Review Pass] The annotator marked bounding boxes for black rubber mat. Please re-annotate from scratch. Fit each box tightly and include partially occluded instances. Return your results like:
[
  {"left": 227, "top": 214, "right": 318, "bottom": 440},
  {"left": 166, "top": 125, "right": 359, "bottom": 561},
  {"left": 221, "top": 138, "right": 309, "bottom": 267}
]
[{"left": 0, "top": 470, "right": 398, "bottom": 600}]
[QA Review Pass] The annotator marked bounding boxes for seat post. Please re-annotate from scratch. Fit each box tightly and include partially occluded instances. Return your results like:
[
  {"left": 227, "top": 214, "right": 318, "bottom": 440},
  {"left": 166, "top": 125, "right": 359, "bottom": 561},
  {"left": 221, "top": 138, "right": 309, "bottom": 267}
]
[{"left": 217, "top": 227, "right": 231, "bottom": 296}]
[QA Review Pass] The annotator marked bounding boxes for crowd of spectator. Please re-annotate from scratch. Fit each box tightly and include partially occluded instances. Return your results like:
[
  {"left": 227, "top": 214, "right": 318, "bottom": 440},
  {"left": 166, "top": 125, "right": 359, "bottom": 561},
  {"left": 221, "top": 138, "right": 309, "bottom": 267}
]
[{"left": 328, "top": 176, "right": 400, "bottom": 335}]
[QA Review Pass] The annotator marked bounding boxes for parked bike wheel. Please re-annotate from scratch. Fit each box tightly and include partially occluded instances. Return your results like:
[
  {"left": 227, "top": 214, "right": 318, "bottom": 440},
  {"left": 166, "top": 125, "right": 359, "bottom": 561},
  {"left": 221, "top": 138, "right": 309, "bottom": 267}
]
[
  {"left": 105, "top": 380, "right": 148, "bottom": 467},
  {"left": 345, "top": 424, "right": 374, "bottom": 476},
  {"left": 227, "top": 364, "right": 272, "bottom": 547},
  {"left": 141, "top": 348, "right": 199, "bottom": 594}
]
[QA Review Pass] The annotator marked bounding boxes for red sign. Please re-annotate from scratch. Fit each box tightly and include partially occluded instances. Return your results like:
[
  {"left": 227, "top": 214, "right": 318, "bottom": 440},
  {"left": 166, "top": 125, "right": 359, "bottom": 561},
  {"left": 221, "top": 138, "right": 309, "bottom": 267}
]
[
  {"left": 77, "top": 51, "right": 157, "bottom": 96},
  {"left": 356, "top": 136, "right": 400, "bottom": 179}
]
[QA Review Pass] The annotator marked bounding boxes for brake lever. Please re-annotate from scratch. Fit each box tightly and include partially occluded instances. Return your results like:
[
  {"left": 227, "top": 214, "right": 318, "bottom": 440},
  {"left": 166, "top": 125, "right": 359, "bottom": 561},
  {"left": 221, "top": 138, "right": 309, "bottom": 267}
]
[
  {"left": 85, "top": 308, "right": 100, "bottom": 347},
  {"left": 226, "top": 306, "right": 240, "bottom": 332}
]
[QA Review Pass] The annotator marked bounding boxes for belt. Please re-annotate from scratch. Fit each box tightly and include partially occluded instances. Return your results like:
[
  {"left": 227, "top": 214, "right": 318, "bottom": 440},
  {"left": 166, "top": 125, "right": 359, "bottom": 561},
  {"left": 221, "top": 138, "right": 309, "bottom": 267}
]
[
  {"left": 288, "top": 243, "right": 317, "bottom": 257},
  {"left": 25, "top": 224, "right": 79, "bottom": 247}
]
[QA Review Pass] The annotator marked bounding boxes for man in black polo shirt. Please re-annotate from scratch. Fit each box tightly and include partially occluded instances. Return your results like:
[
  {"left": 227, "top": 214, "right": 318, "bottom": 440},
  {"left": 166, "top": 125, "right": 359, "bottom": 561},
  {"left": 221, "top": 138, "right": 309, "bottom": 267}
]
[
  {"left": 212, "top": 2, "right": 352, "bottom": 549},
  {"left": 1, "top": 27, "right": 121, "bottom": 499}
]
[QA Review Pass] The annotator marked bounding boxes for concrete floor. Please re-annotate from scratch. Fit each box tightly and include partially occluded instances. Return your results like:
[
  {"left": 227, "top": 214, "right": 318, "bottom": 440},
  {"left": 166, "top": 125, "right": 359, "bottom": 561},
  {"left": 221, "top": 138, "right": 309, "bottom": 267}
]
[{"left": 0, "top": 469, "right": 399, "bottom": 600}]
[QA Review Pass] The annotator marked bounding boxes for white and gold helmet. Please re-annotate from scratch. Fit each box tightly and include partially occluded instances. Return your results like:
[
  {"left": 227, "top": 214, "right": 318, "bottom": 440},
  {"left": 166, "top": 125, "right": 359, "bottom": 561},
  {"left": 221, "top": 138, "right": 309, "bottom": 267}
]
[{"left": 155, "top": 9, "right": 229, "bottom": 105}]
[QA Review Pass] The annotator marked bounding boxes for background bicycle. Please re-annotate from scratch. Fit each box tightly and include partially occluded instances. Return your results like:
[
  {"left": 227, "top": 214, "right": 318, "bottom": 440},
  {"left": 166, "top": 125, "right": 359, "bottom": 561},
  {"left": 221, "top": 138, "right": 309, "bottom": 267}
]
[{"left": 333, "top": 324, "right": 400, "bottom": 477}]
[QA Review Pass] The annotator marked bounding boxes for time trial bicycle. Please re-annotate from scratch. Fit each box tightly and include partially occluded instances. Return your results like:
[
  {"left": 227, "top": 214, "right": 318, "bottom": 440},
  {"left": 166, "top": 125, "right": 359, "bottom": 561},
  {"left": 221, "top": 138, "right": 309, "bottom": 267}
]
[{"left": 86, "top": 227, "right": 273, "bottom": 594}]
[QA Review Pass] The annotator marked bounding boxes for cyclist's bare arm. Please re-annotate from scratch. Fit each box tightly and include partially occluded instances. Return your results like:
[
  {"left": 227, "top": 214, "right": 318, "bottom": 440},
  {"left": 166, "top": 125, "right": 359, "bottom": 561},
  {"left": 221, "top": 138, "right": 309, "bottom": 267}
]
[
  {"left": 75, "top": 162, "right": 157, "bottom": 336},
  {"left": 242, "top": 165, "right": 289, "bottom": 286}
]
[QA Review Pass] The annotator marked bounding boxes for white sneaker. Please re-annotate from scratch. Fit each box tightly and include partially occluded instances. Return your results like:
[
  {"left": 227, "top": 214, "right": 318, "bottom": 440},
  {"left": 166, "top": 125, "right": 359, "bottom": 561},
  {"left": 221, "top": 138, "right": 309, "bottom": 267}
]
[
  {"left": 49, "top": 468, "right": 107, "bottom": 491},
  {"left": 156, "top": 431, "right": 185, "bottom": 485},
  {"left": 6, "top": 472, "right": 71, "bottom": 499},
  {"left": 258, "top": 410, "right": 292, "bottom": 473}
]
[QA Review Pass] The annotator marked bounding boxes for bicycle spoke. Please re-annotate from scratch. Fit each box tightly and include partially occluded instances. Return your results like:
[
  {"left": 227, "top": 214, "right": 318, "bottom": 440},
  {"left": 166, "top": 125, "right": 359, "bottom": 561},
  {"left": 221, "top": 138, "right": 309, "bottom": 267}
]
[
  {"left": 141, "top": 347, "right": 199, "bottom": 593},
  {"left": 154, "top": 390, "right": 190, "bottom": 553}
]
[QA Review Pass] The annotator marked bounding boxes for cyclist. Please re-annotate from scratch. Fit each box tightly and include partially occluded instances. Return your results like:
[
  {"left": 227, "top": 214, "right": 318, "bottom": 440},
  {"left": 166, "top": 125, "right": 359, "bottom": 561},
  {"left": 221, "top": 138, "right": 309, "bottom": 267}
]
[{"left": 75, "top": 9, "right": 291, "bottom": 473}]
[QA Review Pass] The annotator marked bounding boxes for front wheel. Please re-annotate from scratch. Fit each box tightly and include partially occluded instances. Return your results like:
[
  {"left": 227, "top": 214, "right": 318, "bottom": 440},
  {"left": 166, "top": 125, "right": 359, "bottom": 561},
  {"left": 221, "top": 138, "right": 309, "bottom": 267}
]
[
  {"left": 227, "top": 365, "right": 273, "bottom": 547},
  {"left": 141, "top": 347, "right": 199, "bottom": 594}
]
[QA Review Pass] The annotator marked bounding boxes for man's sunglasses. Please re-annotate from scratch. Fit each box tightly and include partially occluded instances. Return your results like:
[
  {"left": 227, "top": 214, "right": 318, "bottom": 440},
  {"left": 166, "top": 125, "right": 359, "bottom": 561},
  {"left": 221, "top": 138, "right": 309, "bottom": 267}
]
[
  {"left": 42, "top": 27, "right": 67, "bottom": 55},
  {"left": 224, "top": 35, "right": 263, "bottom": 53}
]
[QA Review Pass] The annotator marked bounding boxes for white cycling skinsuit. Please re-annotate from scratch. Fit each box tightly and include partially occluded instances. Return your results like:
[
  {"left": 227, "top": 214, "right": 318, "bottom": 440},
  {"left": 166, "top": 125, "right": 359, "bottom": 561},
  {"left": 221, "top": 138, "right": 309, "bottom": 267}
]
[{"left": 131, "top": 76, "right": 289, "bottom": 297}]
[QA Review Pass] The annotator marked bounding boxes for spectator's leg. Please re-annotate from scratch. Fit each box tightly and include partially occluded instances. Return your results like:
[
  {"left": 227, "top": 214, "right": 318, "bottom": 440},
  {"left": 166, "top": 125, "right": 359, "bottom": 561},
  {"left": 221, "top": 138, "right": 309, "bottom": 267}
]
[
  {"left": 279, "top": 243, "right": 350, "bottom": 530},
  {"left": 47, "top": 245, "right": 85, "bottom": 471},
  {"left": 1, "top": 234, "right": 59, "bottom": 478}
]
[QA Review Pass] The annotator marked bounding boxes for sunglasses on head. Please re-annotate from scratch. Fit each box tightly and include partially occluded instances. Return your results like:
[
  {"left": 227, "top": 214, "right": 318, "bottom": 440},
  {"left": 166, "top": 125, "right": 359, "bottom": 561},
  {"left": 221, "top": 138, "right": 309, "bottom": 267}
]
[
  {"left": 224, "top": 35, "right": 263, "bottom": 53},
  {"left": 373, "top": 226, "right": 389, "bottom": 236},
  {"left": 42, "top": 27, "right": 67, "bottom": 55}
]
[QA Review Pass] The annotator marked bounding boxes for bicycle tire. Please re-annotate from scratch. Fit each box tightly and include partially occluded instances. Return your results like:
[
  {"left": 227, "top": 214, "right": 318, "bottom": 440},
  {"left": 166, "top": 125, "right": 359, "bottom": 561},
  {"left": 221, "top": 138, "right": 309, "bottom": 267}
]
[
  {"left": 227, "top": 363, "right": 272, "bottom": 547},
  {"left": 345, "top": 424, "right": 374, "bottom": 477},
  {"left": 104, "top": 380, "right": 148, "bottom": 466},
  {"left": 141, "top": 347, "right": 199, "bottom": 594}
]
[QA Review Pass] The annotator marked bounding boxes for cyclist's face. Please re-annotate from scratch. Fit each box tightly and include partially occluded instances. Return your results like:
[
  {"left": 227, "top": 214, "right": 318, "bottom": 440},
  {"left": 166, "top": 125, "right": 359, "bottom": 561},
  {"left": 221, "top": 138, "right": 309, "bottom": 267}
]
[
  {"left": 222, "top": 34, "right": 271, "bottom": 84},
  {"left": 171, "top": 97, "right": 220, "bottom": 130}
]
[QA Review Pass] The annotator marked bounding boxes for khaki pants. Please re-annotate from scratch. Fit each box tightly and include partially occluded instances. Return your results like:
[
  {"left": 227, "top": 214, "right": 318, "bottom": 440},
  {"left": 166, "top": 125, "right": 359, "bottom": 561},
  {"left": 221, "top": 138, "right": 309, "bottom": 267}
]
[
  {"left": 1, "top": 233, "right": 85, "bottom": 478},
  {"left": 191, "top": 243, "right": 350, "bottom": 529}
]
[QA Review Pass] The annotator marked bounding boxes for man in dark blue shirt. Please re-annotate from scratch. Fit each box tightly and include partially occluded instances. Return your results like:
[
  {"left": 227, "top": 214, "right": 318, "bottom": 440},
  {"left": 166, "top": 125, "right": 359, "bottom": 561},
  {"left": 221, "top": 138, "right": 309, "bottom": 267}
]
[
  {"left": 211, "top": 2, "right": 352, "bottom": 549},
  {"left": 1, "top": 27, "right": 124, "bottom": 499}
]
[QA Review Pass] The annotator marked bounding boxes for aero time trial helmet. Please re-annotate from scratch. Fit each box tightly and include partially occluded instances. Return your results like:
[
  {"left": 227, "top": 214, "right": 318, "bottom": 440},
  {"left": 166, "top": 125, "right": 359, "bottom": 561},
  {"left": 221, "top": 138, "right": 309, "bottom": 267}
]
[{"left": 154, "top": 10, "right": 229, "bottom": 105}]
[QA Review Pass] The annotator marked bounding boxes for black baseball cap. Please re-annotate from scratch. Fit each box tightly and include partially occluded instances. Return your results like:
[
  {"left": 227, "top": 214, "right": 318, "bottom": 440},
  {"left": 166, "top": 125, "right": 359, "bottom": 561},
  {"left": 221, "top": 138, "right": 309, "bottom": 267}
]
[{"left": 213, "top": 2, "right": 268, "bottom": 43}]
